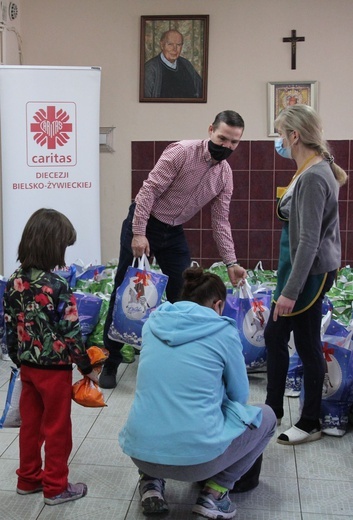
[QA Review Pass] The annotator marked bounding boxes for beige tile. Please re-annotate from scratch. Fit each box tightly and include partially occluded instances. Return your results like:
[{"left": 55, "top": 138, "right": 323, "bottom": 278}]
[{"left": 0, "top": 356, "right": 352, "bottom": 519}]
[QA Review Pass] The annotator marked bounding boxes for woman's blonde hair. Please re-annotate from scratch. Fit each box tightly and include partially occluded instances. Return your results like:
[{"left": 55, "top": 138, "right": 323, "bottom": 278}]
[{"left": 275, "top": 104, "right": 347, "bottom": 187}]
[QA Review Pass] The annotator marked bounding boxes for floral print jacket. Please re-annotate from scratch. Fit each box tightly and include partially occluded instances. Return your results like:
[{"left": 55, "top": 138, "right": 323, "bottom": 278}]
[{"left": 4, "top": 267, "right": 92, "bottom": 373}]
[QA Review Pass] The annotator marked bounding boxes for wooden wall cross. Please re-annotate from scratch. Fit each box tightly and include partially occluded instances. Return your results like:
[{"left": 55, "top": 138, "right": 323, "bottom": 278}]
[{"left": 283, "top": 29, "right": 305, "bottom": 70}]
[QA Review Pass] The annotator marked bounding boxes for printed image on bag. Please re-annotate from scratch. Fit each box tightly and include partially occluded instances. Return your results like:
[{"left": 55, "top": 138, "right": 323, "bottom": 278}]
[
  {"left": 74, "top": 291, "right": 103, "bottom": 343},
  {"left": 285, "top": 332, "right": 303, "bottom": 397},
  {"left": 299, "top": 328, "right": 353, "bottom": 437},
  {"left": 320, "top": 339, "right": 353, "bottom": 436},
  {"left": 108, "top": 255, "right": 168, "bottom": 349},
  {"left": 223, "top": 282, "right": 271, "bottom": 369}
]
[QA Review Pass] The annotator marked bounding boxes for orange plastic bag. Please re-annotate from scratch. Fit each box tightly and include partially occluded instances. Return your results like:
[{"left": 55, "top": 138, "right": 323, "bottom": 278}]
[
  {"left": 72, "top": 377, "right": 107, "bottom": 407},
  {"left": 86, "top": 345, "right": 109, "bottom": 367},
  {"left": 72, "top": 346, "right": 109, "bottom": 407}
]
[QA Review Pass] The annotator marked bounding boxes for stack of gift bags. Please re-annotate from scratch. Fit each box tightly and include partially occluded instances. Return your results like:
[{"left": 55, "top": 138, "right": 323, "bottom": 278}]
[
  {"left": 77, "top": 261, "right": 353, "bottom": 435},
  {"left": 209, "top": 262, "right": 353, "bottom": 436},
  {"left": 1, "top": 260, "right": 353, "bottom": 435}
]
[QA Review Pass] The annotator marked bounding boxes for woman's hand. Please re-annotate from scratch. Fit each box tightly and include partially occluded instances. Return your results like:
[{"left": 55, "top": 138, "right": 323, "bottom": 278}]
[{"left": 273, "top": 295, "right": 296, "bottom": 321}]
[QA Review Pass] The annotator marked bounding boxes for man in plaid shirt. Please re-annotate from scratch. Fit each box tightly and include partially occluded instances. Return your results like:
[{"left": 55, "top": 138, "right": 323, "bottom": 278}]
[{"left": 101, "top": 110, "right": 247, "bottom": 388}]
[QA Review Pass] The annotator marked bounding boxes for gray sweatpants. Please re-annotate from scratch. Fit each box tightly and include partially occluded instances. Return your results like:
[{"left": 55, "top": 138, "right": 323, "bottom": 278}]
[{"left": 132, "top": 404, "right": 276, "bottom": 489}]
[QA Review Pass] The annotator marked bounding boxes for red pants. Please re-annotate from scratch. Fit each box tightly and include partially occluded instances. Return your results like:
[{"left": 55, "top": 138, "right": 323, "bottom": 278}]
[{"left": 17, "top": 365, "right": 73, "bottom": 498}]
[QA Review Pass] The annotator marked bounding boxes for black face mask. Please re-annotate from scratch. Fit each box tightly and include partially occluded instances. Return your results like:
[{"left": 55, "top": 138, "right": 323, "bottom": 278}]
[{"left": 208, "top": 140, "right": 234, "bottom": 162}]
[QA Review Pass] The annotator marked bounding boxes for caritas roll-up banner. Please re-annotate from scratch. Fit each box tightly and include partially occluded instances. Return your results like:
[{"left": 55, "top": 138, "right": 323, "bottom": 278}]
[{"left": 0, "top": 66, "right": 101, "bottom": 277}]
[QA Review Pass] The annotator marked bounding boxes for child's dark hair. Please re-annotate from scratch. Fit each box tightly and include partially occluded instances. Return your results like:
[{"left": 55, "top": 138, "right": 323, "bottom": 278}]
[
  {"left": 17, "top": 208, "right": 76, "bottom": 271},
  {"left": 180, "top": 266, "right": 226, "bottom": 306}
]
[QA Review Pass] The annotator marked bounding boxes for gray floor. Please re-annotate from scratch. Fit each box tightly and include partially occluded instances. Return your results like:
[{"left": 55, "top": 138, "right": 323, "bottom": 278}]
[{"left": 0, "top": 356, "right": 352, "bottom": 520}]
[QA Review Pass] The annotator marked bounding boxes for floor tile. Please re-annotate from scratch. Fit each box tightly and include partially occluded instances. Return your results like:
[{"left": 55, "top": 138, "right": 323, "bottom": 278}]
[
  {"left": 37, "top": 497, "right": 130, "bottom": 519},
  {"left": 70, "top": 436, "right": 134, "bottom": 468},
  {"left": 302, "top": 515, "right": 353, "bottom": 520},
  {"left": 295, "top": 433, "right": 353, "bottom": 480},
  {"left": 234, "top": 477, "right": 301, "bottom": 514},
  {"left": 67, "top": 463, "right": 138, "bottom": 500},
  {"left": 0, "top": 490, "right": 45, "bottom": 519},
  {"left": 0, "top": 430, "right": 18, "bottom": 456},
  {"left": 1, "top": 356, "right": 353, "bottom": 519},
  {"left": 299, "top": 478, "right": 353, "bottom": 516}
]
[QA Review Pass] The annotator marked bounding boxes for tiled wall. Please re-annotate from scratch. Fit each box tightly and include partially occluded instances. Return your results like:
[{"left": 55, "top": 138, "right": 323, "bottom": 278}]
[{"left": 131, "top": 140, "right": 353, "bottom": 270}]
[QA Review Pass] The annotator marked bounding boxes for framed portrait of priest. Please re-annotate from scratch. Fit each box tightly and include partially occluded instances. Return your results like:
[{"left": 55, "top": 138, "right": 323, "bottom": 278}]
[{"left": 139, "top": 15, "right": 209, "bottom": 103}]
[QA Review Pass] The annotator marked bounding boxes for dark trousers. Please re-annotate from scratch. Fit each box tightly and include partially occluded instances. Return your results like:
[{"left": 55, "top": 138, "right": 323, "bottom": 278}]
[
  {"left": 103, "top": 203, "right": 191, "bottom": 365},
  {"left": 265, "top": 270, "right": 336, "bottom": 421}
]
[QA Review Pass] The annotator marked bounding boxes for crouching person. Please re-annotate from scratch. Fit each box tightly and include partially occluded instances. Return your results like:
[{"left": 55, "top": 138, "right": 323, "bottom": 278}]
[{"left": 119, "top": 267, "right": 276, "bottom": 518}]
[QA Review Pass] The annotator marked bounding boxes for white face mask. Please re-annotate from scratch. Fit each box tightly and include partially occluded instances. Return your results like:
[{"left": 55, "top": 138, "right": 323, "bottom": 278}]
[{"left": 274, "top": 137, "right": 292, "bottom": 159}]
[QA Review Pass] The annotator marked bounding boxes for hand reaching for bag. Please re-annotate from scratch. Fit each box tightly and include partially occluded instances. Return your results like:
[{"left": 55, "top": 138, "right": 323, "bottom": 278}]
[{"left": 227, "top": 264, "right": 247, "bottom": 287}]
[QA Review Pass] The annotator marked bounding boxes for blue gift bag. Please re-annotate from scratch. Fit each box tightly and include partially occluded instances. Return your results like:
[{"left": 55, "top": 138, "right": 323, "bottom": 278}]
[
  {"left": 108, "top": 255, "right": 168, "bottom": 349},
  {"left": 73, "top": 292, "right": 103, "bottom": 343},
  {"left": 76, "top": 264, "right": 106, "bottom": 281},
  {"left": 320, "top": 339, "right": 353, "bottom": 436},
  {"left": 285, "top": 335, "right": 303, "bottom": 397},
  {"left": 0, "top": 367, "right": 21, "bottom": 428},
  {"left": 0, "top": 278, "right": 7, "bottom": 347},
  {"left": 53, "top": 264, "right": 77, "bottom": 288},
  {"left": 299, "top": 322, "right": 353, "bottom": 436},
  {"left": 223, "top": 282, "right": 270, "bottom": 370}
]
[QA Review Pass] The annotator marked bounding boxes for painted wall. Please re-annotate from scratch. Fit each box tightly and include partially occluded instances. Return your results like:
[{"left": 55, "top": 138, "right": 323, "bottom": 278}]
[{"left": 6, "top": 0, "right": 353, "bottom": 264}]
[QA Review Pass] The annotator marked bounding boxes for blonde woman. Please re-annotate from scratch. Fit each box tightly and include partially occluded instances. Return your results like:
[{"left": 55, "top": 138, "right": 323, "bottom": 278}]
[{"left": 265, "top": 104, "right": 347, "bottom": 445}]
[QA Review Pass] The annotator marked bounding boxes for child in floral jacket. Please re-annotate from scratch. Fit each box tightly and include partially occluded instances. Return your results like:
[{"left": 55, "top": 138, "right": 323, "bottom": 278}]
[{"left": 4, "top": 208, "right": 97, "bottom": 506}]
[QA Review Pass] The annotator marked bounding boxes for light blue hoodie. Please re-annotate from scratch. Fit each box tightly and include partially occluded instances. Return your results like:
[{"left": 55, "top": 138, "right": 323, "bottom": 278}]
[{"left": 119, "top": 301, "right": 262, "bottom": 465}]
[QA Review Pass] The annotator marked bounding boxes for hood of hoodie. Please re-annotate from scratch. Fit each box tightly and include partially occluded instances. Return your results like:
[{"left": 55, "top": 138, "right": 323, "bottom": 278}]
[{"left": 146, "top": 300, "right": 236, "bottom": 347}]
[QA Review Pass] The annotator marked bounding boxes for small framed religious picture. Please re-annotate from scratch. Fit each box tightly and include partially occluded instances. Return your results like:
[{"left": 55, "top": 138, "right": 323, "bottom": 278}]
[
  {"left": 139, "top": 14, "right": 209, "bottom": 103},
  {"left": 267, "top": 81, "right": 318, "bottom": 136}
]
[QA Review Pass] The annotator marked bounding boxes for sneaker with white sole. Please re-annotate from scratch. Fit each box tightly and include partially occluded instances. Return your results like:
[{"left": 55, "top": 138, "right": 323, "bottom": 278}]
[
  {"left": 139, "top": 477, "right": 169, "bottom": 515},
  {"left": 17, "top": 486, "right": 43, "bottom": 495},
  {"left": 44, "top": 482, "right": 87, "bottom": 506},
  {"left": 192, "top": 490, "right": 236, "bottom": 519}
]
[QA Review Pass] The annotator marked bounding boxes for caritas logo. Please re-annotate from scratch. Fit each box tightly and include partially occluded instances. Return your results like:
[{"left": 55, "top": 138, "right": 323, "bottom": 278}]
[{"left": 26, "top": 102, "right": 77, "bottom": 166}]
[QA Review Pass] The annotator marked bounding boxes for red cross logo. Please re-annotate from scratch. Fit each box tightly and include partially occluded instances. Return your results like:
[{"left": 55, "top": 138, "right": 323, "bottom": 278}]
[{"left": 30, "top": 106, "right": 73, "bottom": 149}]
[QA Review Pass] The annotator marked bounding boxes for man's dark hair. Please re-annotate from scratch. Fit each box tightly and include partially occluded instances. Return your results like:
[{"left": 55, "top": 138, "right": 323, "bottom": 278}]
[
  {"left": 212, "top": 110, "right": 244, "bottom": 130},
  {"left": 18, "top": 208, "right": 76, "bottom": 271}
]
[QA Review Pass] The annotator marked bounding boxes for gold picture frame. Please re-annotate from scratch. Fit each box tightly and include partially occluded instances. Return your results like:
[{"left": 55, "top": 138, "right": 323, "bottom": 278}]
[{"left": 267, "top": 81, "right": 318, "bottom": 136}]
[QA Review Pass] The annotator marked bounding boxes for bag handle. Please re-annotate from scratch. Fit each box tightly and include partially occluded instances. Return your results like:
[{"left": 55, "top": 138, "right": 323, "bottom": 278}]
[
  {"left": 132, "top": 254, "right": 151, "bottom": 272},
  {"left": 254, "top": 261, "right": 264, "bottom": 271},
  {"left": 238, "top": 279, "right": 254, "bottom": 300}
]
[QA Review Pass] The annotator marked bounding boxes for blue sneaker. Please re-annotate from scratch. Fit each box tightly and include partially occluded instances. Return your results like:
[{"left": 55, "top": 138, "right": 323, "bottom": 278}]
[
  {"left": 139, "top": 477, "right": 169, "bottom": 515},
  {"left": 192, "top": 490, "right": 236, "bottom": 519}
]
